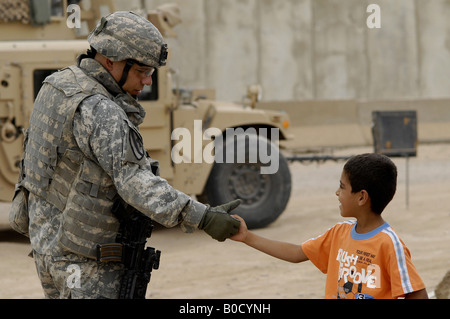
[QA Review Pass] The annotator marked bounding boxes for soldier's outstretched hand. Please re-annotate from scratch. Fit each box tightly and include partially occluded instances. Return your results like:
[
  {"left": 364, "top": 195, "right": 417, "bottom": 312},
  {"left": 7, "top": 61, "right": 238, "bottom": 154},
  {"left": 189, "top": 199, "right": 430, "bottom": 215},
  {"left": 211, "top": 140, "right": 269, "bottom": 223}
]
[{"left": 199, "top": 199, "right": 241, "bottom": 242}]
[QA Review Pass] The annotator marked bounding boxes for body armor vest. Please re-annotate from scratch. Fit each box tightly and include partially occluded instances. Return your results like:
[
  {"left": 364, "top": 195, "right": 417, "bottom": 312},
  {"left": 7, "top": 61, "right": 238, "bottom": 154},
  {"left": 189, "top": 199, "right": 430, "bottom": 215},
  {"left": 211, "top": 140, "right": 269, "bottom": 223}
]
[{"left": 23, "top": 66, "right": 121, "bottom": 259}]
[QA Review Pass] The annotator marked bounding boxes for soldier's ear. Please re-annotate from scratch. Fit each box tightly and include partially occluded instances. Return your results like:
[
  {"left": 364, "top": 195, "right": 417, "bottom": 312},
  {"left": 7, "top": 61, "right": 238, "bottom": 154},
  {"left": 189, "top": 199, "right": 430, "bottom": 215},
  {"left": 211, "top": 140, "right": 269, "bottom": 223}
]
[{"left": 104, "top": 58, "right": 114, "bottom": 71}]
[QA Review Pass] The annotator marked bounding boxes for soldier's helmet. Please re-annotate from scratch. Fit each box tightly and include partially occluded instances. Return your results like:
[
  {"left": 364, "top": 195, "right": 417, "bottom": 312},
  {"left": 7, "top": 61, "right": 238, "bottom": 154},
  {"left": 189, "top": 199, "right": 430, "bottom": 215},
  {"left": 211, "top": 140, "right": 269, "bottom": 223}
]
[{"left": 88, "top": 11, "right": 168, "bottom": 68}]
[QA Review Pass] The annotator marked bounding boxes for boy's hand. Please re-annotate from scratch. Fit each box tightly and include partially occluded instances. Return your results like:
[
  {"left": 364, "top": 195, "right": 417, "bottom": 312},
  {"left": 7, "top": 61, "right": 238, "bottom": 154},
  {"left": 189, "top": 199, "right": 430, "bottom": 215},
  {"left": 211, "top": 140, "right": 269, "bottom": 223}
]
[
  {"left": 229, "top": 215, "right": 248, "bottom": 242},
  {"left": 199, "top": 199, "right": 241, "bottom": 242}
]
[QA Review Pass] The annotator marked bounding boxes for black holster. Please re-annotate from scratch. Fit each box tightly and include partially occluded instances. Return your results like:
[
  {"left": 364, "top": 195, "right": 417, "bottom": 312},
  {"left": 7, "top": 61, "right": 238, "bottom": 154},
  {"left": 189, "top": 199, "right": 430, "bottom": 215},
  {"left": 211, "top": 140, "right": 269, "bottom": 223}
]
[{"left": 97, "top": 198, "right": 161, "bottom": 299}]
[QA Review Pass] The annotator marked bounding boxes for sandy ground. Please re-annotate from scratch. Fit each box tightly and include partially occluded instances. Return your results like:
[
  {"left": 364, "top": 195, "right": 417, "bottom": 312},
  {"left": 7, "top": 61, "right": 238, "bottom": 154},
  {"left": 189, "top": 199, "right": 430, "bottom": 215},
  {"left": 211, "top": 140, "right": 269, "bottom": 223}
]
[{"left": 0, "top": 143, "right": 449, "bottom": 299}]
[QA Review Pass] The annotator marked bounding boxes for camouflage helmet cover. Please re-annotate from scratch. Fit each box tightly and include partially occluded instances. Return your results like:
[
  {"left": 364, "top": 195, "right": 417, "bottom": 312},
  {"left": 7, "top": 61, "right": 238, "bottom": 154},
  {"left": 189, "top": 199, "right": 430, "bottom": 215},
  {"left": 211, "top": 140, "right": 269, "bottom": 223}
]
[{"left": 88, "top": 11, "right": 168, "bottom": 68}]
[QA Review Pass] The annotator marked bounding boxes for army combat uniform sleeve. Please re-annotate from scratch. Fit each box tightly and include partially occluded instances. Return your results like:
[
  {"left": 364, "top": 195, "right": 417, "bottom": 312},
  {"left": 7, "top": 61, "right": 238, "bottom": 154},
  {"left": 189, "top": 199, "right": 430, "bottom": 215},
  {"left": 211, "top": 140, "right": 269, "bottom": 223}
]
[{"left": 73, "top": 95, "right": 207, "bottom": 232}]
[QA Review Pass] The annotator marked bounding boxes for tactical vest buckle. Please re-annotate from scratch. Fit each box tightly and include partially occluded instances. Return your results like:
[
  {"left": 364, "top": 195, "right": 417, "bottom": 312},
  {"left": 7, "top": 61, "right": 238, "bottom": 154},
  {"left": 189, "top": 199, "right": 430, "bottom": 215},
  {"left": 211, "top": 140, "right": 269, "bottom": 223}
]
[{"left": 96, "top": 243, "right": 123, "bottom": 263}]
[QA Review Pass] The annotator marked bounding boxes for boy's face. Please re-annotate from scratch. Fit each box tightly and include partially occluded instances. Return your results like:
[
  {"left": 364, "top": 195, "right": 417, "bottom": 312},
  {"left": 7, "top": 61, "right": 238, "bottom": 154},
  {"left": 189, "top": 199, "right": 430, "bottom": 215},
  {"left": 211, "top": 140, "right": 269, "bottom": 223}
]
[{"left": 336, "top": 170, "right": 360, "bottom": 218}]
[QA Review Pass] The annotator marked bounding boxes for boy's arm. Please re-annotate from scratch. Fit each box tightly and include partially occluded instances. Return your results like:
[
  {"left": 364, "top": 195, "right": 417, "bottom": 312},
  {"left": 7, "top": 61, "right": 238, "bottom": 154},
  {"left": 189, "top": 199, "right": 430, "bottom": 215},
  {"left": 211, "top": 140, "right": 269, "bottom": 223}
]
[
  {"left": 230, "top": 215, "right": 309, "bottom": 263},
  {"left": 404, "top": 288, "right": 428, "bottom": 299}
]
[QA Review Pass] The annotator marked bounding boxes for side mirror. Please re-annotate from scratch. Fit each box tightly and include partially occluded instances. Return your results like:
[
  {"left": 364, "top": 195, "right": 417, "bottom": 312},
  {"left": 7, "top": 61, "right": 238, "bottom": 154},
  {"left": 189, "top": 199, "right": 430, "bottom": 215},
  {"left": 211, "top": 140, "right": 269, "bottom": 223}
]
[{"left": 246, "top": 85, "right": 262, "bottom": 109}]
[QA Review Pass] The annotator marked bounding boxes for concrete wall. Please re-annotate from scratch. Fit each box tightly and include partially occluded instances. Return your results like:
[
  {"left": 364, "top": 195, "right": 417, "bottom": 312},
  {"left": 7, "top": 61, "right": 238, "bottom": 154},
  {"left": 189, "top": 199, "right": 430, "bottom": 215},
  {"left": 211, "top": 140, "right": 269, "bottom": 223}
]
[
  {"left": 116, "top": 0, "right": 450, "bottom": 103},
  {"left": 258, "top": 98, "right": 450, "bottom": 149}
]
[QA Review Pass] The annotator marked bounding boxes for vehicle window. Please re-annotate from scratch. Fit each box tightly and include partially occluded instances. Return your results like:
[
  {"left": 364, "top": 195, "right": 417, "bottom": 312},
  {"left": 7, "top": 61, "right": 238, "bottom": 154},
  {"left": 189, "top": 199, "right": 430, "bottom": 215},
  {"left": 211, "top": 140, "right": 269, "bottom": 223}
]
[
  {"left": 50, "top": 0, "right": 65, "bottom": 17},
  {"left": 33, "top": 69, "right": 58, "bottom": 100}
]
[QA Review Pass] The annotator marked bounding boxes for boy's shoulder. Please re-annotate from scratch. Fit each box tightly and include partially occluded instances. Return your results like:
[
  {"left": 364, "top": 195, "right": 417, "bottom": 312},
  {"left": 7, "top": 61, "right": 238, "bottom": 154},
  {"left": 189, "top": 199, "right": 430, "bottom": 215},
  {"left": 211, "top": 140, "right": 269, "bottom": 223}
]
[
  {"left": 311, "top": 220, "right": 355, "bottom": 239},
  {"left": 337, "top": 220, "right": 356, "bottom": 227},
  {"left": 331, "top": 221, "right": 407, "bottom": 249},
  {"left": 330, "top": 220, "right": 356, "bottom": 232},
  {"left": 377, "top": 224, "right": 408, "bottom": 250}
]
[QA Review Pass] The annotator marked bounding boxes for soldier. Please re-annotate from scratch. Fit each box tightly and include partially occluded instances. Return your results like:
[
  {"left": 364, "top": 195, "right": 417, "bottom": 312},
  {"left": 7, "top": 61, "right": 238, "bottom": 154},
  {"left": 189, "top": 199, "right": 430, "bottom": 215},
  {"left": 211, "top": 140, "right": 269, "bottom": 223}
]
[{"left": 9, "top": 11, "right": 240, "bottom": 299}]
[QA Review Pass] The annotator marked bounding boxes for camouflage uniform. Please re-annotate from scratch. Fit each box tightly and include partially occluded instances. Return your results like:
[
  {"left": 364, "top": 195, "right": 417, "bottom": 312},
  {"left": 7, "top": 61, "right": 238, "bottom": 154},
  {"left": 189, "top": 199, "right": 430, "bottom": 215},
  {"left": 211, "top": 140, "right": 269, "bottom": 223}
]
[{"left": 19, "top": 12, "right": 208, "bottom": 299}]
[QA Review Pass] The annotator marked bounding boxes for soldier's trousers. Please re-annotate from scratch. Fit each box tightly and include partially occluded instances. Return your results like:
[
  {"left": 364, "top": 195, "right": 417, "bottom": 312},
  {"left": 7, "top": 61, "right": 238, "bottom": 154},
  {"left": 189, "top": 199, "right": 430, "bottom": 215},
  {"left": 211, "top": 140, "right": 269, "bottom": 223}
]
[{"left": 33, "top": 250, "right": 124, "bottom": 299}]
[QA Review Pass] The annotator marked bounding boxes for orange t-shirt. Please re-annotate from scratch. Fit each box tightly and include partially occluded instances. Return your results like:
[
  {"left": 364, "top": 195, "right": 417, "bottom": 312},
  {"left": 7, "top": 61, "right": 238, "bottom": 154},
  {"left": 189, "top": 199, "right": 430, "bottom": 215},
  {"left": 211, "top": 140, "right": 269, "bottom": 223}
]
[{"left": 302, "top": 220, "right": 425, "bottom": 299}]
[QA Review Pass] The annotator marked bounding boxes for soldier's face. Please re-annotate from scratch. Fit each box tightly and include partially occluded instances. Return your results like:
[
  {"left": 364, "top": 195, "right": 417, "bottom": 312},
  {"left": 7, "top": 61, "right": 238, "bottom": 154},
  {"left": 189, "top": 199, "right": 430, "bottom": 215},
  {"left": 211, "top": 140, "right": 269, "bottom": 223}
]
[
  {"left": 121, "top": 64, "right": 155, "bottom": 96},
  {"left": 109, "top": 60, "right": 154, "bottom": 96}
]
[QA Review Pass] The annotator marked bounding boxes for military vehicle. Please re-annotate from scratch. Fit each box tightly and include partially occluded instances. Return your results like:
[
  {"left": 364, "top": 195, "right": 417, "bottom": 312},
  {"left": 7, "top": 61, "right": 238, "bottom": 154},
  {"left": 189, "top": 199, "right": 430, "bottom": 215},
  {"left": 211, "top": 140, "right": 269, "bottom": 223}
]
[{"left": 0, "top": 0, "right": 292, "bottom": 228}]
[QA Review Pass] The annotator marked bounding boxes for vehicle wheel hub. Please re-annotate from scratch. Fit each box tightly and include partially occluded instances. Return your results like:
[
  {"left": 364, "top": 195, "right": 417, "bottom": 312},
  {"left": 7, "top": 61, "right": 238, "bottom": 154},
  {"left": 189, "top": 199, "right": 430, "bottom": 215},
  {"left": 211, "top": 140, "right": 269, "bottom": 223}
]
[{"left": 229, "top": 164, "right": 269, "bottom": 205}]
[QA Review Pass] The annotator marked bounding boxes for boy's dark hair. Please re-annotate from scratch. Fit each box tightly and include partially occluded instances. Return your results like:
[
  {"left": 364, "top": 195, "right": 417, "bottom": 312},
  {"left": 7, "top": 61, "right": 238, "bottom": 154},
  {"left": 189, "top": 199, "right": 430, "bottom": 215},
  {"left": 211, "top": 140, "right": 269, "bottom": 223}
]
[{"left": 344, "top": 153, "right": 397, "bottom": 214}]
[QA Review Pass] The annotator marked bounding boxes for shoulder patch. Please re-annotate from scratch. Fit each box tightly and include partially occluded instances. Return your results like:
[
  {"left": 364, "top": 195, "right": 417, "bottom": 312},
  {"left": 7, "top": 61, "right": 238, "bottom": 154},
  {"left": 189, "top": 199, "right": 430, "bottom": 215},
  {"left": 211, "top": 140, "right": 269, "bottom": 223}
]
[{"left": 129, "top": 127, "right": 145, "bottom": 161}]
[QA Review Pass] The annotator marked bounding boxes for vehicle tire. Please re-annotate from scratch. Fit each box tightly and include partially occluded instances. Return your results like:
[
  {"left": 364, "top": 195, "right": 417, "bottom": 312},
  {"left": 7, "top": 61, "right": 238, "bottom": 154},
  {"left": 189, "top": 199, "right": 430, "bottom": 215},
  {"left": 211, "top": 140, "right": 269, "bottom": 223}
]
[{"left": 198, "top": 133, "right": 291, "bottom": 229}]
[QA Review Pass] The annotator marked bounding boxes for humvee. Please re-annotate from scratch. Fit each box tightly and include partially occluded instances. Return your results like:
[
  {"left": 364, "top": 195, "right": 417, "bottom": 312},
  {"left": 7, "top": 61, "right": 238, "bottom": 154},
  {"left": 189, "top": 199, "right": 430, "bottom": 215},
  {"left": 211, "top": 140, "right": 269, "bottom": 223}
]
[{"left": 0, "top": 0, "right": 292, "bottom": 228}]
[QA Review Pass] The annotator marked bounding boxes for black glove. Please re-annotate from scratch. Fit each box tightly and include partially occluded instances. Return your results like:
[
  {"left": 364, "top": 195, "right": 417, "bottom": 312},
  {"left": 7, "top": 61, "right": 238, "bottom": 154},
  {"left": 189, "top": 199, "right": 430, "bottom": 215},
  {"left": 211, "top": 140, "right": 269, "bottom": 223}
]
[{"left": 199, "top": 199, "right": 242, "bottom": 242}]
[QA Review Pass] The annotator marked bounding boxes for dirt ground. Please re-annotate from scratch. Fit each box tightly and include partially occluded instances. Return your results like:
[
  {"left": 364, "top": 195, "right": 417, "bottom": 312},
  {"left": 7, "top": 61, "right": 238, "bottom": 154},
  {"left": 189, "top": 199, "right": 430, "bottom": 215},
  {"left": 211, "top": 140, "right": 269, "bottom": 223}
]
[{"left": 0, "top": 143, "right": 449, "bottom": 299}]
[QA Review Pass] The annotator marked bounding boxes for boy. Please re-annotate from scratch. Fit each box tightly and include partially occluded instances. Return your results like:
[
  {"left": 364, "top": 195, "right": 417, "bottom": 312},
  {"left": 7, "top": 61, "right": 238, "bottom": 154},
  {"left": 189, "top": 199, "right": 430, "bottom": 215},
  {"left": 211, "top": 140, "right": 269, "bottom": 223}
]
[{"left": 231, "top": 153, "right": 427, "bottom": 299}]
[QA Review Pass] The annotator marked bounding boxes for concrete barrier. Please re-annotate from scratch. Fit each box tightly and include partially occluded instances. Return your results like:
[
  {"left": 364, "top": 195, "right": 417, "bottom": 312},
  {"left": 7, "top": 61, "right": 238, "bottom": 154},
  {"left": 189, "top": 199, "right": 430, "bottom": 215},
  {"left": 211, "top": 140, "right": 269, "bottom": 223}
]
[{"left": 257, "top": 98, "right": 450, "bottom": 150}]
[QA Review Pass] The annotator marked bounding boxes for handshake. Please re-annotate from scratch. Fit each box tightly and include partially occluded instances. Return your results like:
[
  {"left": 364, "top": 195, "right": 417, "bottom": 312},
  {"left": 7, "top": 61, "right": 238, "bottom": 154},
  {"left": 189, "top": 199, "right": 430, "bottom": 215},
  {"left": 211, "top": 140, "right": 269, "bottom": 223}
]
[{"left": 199, "top": 199, "right": 242, "bottom": 242}]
